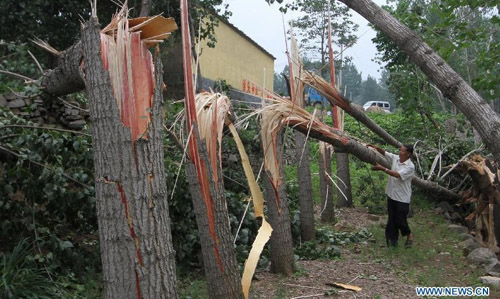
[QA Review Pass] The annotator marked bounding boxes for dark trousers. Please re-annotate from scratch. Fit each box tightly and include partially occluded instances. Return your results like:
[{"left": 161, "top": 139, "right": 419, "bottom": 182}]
[{"left": 385, "top": 197, "right": 411, "bottom": 246}]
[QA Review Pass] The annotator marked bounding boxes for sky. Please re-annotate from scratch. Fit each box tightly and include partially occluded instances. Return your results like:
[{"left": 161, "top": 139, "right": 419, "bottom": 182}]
[{"left": 221, "top": 0, "right": 387, "bottom": 80}]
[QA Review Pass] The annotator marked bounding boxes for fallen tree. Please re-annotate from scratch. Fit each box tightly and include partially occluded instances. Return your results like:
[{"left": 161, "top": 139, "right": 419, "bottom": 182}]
[
  {"left": 250, "top": 95, "right": 461, "bottom": 201},
  {"left": 336, "top": 0, "right": 500, "bottom": 163}
]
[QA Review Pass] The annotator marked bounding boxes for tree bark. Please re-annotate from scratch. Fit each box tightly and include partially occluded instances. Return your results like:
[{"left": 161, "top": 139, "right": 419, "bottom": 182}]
[
  {"left": 81, "top": 17, "right": 178, "bottom": 299},
  {"left": 336, "top": 152, "right": 353, "bottom": 207},
  {"left": 139, "top": 0, "right": 153, "bottom": 17},
  {"left": 288, "top": 120, "right": 461, "bottom": 201},
  {"left": 265, "top": 131, "right": 295, "bottom": 275},
  {"left": 338, "top": 0, "right": 500, "bottom": 162},
  {"left": 185, "top": 142, "right": 243, "bottom": 298},
  {"left": 41, "top": 42, "right": 85, "bottom": 96},
  {"left": 295, "top": 131, "right": 315, "bottom": 241},
  {"left": 319, "top": 143, "right": 335, "bottom": 223}
]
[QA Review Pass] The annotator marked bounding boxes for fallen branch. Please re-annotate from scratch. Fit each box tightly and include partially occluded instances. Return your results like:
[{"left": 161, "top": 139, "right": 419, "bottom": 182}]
[
  {"left": 0, "top": 70, "right": 35, "bottom": 83},
  {"left": 0, "top": 124, "right": 91, "bottom": 137},
  {"left": 283, "top": 283, "right": 331, "bottom": 291}
]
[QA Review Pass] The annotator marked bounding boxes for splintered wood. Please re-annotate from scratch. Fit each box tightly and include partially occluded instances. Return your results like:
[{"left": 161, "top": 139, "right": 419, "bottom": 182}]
[
  {"left": 99, "top": 7, "right": 177, "bottom": 141},
  {"left": 457, "top": 154, "right": 500, "bottom": 252},
  {"left": 193, "top": 91, "right": 272, "bottom": 299}
]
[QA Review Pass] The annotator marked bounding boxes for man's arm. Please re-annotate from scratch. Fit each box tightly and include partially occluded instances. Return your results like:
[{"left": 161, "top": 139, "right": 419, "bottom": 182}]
[{"left": 372, "top": 163, "right": 401, "bottom": 178}]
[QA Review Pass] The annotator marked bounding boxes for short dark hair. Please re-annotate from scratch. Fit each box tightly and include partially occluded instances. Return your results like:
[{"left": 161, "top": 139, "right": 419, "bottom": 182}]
[{"left": 403, "top": 144, "right": 414, "bottom": 156}]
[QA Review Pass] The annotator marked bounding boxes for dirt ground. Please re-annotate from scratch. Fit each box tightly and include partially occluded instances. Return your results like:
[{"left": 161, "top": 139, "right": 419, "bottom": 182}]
[{"left": 250, "top": 207, "right": 417, "bottom": 298}]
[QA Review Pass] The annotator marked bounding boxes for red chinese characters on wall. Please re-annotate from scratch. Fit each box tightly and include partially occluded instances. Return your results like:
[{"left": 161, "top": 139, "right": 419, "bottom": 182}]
[{"left": 241, "top": 79, "right": 272, "bottom": 99}]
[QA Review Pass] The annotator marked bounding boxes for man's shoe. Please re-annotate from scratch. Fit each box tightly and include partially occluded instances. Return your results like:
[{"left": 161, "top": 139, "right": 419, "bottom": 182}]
[
  {"left": 405, "top": 234, "right": 414, "bottom": 248},
  {"left": 386, "top": 239, "right": 398, "bottom": 247}
]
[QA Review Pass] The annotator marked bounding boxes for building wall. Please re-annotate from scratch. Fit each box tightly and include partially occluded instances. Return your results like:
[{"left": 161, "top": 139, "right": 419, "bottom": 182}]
[{"left": 197, "top": 17, "right": 274, "bottom": 97}]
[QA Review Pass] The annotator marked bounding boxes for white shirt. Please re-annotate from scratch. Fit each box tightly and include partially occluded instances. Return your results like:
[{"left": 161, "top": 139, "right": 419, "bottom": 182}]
[{"left": 385, "top": 152, "right": 415, "bottom": 203}]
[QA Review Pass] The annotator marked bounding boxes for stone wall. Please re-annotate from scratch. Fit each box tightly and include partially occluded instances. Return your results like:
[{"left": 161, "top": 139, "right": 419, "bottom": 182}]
[{"left": 0, "top": 93, "right": 88, "bottom": 130}]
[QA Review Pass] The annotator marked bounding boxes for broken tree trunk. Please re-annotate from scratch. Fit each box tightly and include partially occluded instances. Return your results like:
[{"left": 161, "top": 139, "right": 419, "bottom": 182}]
[
  {"left": 285, "top": 115, "right": 461, "bottom": 201},
  {"left": 41, "top": 41, "right": 85, "bottom": 96},
  {"left": 179, "top": 0, "right": 243, "bottom": 296},
  {"left": 289, "top": 29, "right": 316, "bottom": 241},
  {"left": 81, "top": 16, "right": 178, "bottom": 299},
  {"left": 302, "top": 72, "right": 401, "bottom": 148},
  {"left": 458, "top": 155, "right": 500, "bottom": 252}
]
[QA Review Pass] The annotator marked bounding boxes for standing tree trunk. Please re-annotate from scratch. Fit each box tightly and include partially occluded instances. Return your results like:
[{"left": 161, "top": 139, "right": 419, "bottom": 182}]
[
  {"left": 265, "top": 132, "right": 295, "bottom": 275},
  {"left": 336, "top": 152, "right": 353, "bottom": 207},
  {"left": 185, "top": 154, "right": 243, "bottom": 298},
  {"left": 319, "top": 142, "right": 335, "bottom": 222},
  {"left": 338, "top": 0, "right": 500, "bottom": 163},
  {"left": 295, "top": 131, "right": 315, "bottom": 241},
  {"left": 81, "top": 17, "right": 178, "bottom": 299}
]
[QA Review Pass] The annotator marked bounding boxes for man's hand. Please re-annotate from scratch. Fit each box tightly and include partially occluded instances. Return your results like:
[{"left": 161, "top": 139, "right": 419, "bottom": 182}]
[
  {"left": 367, "top": 144, "right": 385, "bottom": 155},
  {"left": 371, "top": 163, "right": 387, "bottom": 172}
]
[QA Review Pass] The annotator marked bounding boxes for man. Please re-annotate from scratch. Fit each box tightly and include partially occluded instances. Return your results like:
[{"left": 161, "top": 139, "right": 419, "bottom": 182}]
[{"left": 369, "top": 144, "right": 415, "bottom": 248}]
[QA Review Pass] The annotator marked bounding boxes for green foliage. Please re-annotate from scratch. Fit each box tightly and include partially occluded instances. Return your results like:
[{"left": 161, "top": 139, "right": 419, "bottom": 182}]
[
  {"left": 0, "top": 108, "right": 98, "bottom": 277},
  {"left": 373, "top": 0, "right": 500, "bottom": 112},
  {"left": 349, "top": 160, "right": 387, "bottom": 214},
  {"left": 295, "top": 227, "right": 373, "bottom": 260},
  {"left": 0, "top": 42, "right": 43, "bottom": 92},
  {"left": 295, "top": 241, "right": 341, "bottom": 260},
  {"left": 1, "top": 239, "right": 59, "bottom": 299},
  {"left": 344, "top": 110, "right": 476, "bottom": 200},
  {"left": 178, "top": 275, "right": 209, "bottom": 299},
  {"left": 212, "top": 78, "right": 232, "bottom": 94}
]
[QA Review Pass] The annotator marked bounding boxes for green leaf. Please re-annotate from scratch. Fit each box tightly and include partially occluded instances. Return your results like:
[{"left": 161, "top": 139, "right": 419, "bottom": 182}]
[{"left": 59, "top": 240, "right": 74, "bottom": 249}]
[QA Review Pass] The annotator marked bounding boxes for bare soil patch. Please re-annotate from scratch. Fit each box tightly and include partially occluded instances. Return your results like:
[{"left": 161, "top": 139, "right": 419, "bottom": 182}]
[{"left": 250, "top": 207, "right": 417, "bottom": 298}]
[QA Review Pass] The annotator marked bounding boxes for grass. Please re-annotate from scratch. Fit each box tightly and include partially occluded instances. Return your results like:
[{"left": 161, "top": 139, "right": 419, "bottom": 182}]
[
  {"left": 178, "top": 203, "right": 498, "bottom": 298},
  {"left": 178, "top": 276, "right": 209, "bottom": 299},
  {"left": 354, "top": 207, "right": 498, "bottom": 298}
]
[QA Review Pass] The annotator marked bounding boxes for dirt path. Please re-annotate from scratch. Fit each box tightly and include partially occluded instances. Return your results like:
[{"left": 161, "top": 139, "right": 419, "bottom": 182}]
[
  {"left": 251, "top": 251, "right": 416, "bottom": 298},
  {"left": 250, "top": 207, "right": 419, "bottom": 298},
  {"left": 249, "top": 206, "right": 489, "bottom": 298}
]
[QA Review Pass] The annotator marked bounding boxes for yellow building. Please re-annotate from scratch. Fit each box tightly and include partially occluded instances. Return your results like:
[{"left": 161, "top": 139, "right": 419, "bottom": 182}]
[{"left": 196, "top": 15, "right": 275, "bottom": 100}]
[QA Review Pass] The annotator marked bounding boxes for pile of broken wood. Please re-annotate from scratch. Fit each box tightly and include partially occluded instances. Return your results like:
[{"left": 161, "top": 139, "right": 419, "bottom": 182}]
[{"left": 455, "top": 154, "right": 500, "bottom": 252}]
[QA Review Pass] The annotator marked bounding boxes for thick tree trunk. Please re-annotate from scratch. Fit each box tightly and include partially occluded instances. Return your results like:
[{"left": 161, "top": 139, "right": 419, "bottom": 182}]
[
  {"left": 265, "top": 132, "right": 295, "bottom": 275},
  {"left": 336, "top": 152, "right": 353, "bottom": 207},
  {"left": 289, "top": 120, "right": 461, "bottom": 201},
  {"left": 338, "top": 0, "right": 500, "bottom": 162},
  {"left": 82, "top": 17, "right": 178, "bottom": 299},
  {"left": 185, "top": 148, "right": 243, "bottom": 298},
  {"left": 295, "top": 131, "right": 315, "bottom": 241},
  {"left": 319, "top": 143, "right": 335, "bottom": 223}
]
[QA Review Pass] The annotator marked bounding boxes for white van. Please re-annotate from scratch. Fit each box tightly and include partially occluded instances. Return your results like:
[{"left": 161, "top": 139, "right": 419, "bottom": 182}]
[{"left": 363, "top": 101, "right": 391, "bottom": 112}]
